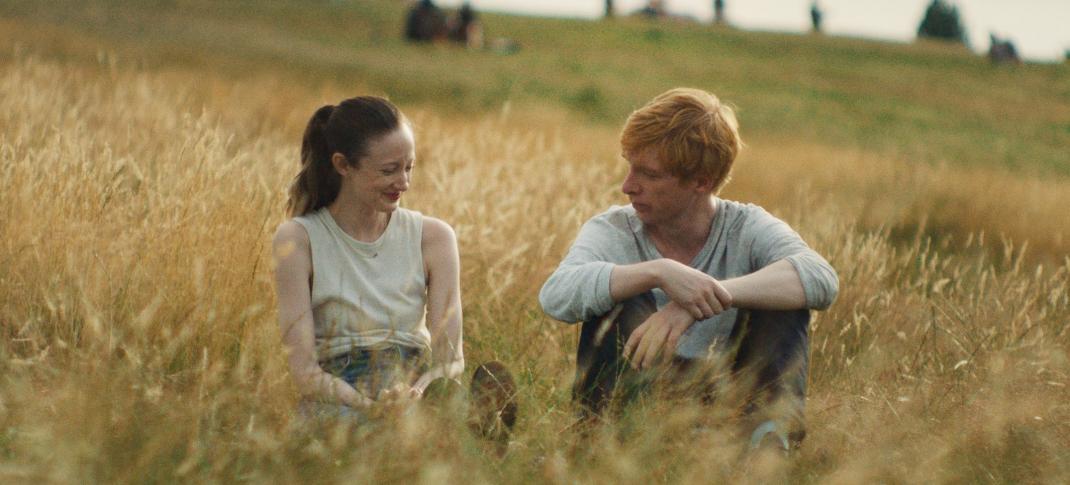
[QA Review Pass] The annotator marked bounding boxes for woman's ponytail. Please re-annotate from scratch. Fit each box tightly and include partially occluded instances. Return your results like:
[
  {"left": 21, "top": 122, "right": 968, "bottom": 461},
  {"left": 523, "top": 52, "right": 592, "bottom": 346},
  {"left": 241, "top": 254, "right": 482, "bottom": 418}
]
[
  {"left": 286, "top": 97, "right": 404, "bottom": 217},
  {"left": 288, "top": 105, "right": 338, "bottom": 217}
]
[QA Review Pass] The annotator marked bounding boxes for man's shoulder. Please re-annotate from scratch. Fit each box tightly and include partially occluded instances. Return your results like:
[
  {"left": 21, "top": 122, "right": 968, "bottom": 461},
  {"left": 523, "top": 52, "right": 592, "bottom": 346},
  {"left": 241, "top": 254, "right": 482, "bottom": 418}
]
[
  {"left": 716, "top": 198, "right": 770, "bottom": 227},
  {"left": 571, "top": 205, "right": 644, "bottom": 262},
  {"left": 716, "top": 198, "right": 804, "bottom": 253},
  {"left": 715, "top": 199, "right": 795, "bottom": 245},
  {"left": 717, "top": 197, "right": 760, "bottom": 214},
  {"left": 589, "top": 204, "right": 635, "bottom": 223},
  {"left": 572, "top": 205, "right": 640, "bottom": 245},
  {"left": 583, "top": 205, "right": 640, "bottom": 234}
]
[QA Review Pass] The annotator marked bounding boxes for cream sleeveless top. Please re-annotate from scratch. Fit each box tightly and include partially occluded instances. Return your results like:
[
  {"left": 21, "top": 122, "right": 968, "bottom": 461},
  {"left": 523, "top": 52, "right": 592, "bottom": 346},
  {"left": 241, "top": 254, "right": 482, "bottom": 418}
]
[{"left": 294, "top": 207, "right": 430, "bottom": 360}]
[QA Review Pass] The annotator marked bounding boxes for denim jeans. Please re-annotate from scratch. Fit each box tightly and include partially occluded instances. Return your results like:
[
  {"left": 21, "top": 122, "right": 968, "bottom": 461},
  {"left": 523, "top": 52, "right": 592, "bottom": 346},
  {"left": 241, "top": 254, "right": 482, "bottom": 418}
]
[{"left": 300, "top": 345, "right": 427, "bottom": 422}]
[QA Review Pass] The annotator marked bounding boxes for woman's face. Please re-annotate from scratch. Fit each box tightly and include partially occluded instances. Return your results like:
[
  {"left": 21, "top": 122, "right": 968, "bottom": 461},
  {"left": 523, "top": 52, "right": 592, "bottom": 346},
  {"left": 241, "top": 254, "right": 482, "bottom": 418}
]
[{"left": 339, "top": 124, "right": 416, "bottom": 213}]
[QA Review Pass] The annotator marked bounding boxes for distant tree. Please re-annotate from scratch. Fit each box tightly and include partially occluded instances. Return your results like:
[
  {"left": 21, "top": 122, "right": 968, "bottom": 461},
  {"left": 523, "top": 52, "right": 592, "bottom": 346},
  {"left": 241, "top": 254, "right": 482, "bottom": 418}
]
[
  {"left": 605, "top": 0, "right": 614, "bottom": 18},
  {"left": 917, "top": 0, "right": 967, "bottom": 45}
]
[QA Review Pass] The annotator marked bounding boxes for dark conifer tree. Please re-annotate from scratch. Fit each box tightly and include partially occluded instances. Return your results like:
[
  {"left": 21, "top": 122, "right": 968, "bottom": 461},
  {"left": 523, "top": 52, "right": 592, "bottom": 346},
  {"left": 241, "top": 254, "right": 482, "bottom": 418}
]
[{"left": 917, "top": 0, "right": 968, "bottom": 45}]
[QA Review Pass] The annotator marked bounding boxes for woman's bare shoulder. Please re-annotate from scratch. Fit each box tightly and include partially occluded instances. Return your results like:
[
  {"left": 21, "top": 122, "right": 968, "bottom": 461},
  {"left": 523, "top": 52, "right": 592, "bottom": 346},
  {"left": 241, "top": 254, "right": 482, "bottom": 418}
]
[
  {"left": 420, "top": 215, "right": 457, "bottom": 253},
  {"left": 273, "top": 219, "right": 310, "bottom": 251},
  {"left": 421, "top": 216, "right": 455, "bottom": 241}
]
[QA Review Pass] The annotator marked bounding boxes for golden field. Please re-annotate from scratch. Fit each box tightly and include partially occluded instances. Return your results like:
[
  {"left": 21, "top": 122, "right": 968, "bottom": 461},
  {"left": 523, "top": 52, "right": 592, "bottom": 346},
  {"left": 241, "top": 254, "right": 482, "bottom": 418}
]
[{"left": 2, "top": 2, "right": 1069, "bottom": 482}]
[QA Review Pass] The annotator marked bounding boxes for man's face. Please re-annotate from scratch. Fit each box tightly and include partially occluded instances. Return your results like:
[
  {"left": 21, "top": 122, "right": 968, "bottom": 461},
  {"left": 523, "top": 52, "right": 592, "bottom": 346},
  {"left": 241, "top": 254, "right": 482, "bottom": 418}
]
[{"left": 620, "top": 147, "right": 702, "bottom": 227}]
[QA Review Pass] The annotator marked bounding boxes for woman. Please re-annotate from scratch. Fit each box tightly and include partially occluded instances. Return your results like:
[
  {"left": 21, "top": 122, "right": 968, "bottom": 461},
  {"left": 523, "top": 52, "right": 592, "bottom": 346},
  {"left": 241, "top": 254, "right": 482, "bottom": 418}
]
[{"left": 273, "top": 97, "right": 514, "bottom": 432}]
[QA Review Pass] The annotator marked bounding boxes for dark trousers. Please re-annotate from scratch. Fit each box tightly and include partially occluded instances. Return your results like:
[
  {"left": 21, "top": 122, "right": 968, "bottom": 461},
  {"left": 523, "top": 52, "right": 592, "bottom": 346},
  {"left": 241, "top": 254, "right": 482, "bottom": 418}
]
[{"left": 573, "top": 293, "right": 809, "bottom": 443}]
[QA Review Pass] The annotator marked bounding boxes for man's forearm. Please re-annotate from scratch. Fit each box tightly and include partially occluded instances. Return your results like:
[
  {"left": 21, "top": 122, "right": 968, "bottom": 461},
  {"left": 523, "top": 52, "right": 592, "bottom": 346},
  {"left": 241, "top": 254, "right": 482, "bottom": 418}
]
[
  {"left": 721, "top": 259, "right": 806, "bottom": 310},
  {"left": 608, "top": 260, "right": 662, "bottom": 302}
]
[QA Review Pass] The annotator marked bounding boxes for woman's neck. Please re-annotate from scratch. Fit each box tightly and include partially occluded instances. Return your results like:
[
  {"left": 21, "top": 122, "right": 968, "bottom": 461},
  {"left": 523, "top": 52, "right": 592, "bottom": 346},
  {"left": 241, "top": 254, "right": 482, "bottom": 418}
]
[{"left": 327, "top": 197, "right": 391, "bottom": 242}]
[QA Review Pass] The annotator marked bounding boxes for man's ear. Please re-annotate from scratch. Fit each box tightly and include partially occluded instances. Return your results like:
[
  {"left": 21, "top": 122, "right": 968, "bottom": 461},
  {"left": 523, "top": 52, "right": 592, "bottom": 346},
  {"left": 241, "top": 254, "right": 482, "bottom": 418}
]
[
  {"left": 331, "top": 153, "right": 350, "bottom": 176},
  {"left": 693, "top": 175, "right": 715, "bottom": 194}
]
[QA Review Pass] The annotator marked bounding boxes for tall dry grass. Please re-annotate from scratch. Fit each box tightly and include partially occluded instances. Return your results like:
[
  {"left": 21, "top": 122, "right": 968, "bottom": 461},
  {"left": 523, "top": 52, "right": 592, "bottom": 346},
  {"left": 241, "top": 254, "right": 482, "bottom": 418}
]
[{"left": 1, "top": 52, "right": 1068, "bottom": 483}]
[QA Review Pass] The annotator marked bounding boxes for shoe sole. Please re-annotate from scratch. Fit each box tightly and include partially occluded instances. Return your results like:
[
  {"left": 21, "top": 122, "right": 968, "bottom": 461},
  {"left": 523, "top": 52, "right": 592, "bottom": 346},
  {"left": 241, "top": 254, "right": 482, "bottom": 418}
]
[{"left": 469, "top": 360, "right": 518, "bottom": 442}]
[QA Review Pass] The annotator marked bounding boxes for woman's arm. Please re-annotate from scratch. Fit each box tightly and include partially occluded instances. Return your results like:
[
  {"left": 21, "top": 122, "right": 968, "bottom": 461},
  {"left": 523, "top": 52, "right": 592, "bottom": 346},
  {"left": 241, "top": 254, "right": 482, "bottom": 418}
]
[
  {"left": 411, "top": 216, "right": 465, "bottom": 395},
  {"left": 273, "top": 220, "right": 372, "bottom": 408}
]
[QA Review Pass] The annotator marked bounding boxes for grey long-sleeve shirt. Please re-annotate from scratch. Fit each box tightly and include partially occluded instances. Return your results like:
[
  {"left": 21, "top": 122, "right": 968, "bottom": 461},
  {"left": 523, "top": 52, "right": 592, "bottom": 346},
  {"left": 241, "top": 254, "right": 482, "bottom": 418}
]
[{"left": 539, "top": 198, "right": 839, "bottom": 359}]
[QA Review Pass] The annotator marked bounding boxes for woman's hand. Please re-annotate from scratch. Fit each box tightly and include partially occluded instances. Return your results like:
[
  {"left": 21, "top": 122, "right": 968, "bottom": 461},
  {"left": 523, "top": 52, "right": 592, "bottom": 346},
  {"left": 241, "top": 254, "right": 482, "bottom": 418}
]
[
  {"left": 342, "top": 388, "right": 376, "bottom": 409},
  {"left": 377, "top": 383, "right": 422, "bottom": 404}
]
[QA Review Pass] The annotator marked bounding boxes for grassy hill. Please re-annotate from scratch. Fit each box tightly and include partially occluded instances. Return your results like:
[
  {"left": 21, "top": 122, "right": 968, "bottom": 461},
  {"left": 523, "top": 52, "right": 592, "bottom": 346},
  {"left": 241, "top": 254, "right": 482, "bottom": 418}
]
[
  {"left": 3, "top": 0, "right": 1068, "bottom": 175},
  {"left": 1, "top": 1, "right": 1069, "bottom": 483}
]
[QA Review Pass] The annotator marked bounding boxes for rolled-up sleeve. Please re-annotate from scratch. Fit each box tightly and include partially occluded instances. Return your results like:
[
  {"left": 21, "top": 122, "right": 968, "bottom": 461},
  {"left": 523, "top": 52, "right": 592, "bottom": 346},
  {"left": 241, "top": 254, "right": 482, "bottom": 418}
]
[
  {"left": 539, "top": 215, "right": 623, "bottom": 323},
  {"left": 784, "top": 252, "right": 839, "bottom": 310},
  {"left": 746, "top": 207, "right": 839, "bottom": 310}
]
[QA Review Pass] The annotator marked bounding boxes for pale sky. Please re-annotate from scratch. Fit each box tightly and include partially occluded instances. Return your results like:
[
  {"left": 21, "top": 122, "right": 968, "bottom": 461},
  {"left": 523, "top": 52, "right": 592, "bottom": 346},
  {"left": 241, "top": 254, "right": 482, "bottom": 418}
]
[{"left": 434, "top": 0, "right": 1070, "bottom": 62}]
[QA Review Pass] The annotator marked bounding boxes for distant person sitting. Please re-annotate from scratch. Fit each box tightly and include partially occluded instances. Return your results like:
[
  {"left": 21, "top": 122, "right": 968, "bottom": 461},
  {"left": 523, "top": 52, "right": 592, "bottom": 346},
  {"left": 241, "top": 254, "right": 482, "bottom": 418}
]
[
  {"left": 987, "top": 33, "right": 1022, "bottom": 65},
  {"left": 449, "top": 2, "right": 484, "bottom": 49},
  {"left": 637, "top": 0, "right": 666, "bottom": 18},
  {"left": 405, "top": 0, "right": 447, "bottom": 43}
]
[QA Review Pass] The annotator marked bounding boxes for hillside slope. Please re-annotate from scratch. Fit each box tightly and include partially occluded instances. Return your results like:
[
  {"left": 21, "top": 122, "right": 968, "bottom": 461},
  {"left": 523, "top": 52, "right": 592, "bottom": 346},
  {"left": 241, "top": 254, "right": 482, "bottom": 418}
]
[{"left": 2, "top": 0, "right": 1068, "bottom": 175}]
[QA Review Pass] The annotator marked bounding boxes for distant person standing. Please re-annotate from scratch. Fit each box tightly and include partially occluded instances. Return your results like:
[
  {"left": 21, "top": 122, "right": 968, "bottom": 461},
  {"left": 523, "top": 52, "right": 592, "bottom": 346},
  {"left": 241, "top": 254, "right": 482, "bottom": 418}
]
[
  {"left": 449, "top": 2, "right": 484, "bottom": 49},
  {"left": 714, "top": 0, "right": 726, "bottom": 24},
  {"left": 810, "top": 2, "right": 823, "bottom": 34},
  {"left": 987, "top": 33, "right": 1022, "bottom": 65},
  {"left": 404, "top": 0, "right": 447, "bottom": 42}
]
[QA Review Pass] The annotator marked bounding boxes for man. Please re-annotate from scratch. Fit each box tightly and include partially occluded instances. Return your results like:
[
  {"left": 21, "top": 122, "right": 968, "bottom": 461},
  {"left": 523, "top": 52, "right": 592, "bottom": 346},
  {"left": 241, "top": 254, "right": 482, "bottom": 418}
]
[
  {"left": 539, "top": 88, "right": 838, "bottom": 451},
  {"left": 811, "top": 1, "right": 824, "bottom": 34}
]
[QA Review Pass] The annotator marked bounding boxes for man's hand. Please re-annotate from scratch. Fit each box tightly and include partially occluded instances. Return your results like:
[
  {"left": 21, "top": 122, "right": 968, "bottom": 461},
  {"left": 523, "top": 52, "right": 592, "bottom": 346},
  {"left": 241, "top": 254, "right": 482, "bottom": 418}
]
[
  {"left": 623, "top": 302, "right": 694, "bottom": 370},
  {"left": 656, "top": 259, "right": 733, "bottom": 319}
]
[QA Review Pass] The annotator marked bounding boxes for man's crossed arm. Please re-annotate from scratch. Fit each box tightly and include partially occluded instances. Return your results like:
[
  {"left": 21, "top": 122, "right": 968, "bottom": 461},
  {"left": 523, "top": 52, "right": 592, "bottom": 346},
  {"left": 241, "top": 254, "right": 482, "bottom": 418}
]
[{"left": 618, "top": 258, "right": 807, "bottom": 369}]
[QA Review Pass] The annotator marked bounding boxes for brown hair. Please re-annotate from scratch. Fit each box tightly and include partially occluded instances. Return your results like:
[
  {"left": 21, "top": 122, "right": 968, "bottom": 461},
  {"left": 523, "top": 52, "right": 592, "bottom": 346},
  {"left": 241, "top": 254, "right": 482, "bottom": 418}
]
[
  {"left": 287, "top": 96, "right": 405, "bottom": 216},
  {"left": 620, "top": 88, "right": 742, "bottom": 193}
]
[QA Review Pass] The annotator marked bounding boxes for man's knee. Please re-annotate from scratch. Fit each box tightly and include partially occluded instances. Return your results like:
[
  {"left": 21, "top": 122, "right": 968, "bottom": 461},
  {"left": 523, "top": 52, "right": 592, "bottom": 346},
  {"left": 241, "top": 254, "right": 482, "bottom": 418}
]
[
  {"left": 732, "top": 309, "right": 810, "bottom": 380},
  {"left": 730, "top": 310, "right": 810, "bottom": 429},
  {"left": 572, "top": 294, "right": 658, "bottom": 415}
]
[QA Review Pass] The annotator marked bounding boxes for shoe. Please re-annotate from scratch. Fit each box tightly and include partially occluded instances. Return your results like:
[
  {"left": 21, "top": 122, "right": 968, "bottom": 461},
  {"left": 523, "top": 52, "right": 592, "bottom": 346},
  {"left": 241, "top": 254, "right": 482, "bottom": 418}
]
[{"left": 468, "top": 361, "right": 518, "bottom": 443}]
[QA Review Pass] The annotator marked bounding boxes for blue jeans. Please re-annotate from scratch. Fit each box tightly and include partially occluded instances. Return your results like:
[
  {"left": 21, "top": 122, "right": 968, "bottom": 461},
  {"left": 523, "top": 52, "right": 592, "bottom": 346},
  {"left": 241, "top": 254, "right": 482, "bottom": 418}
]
[{"left": 300, "top": 345, "right": 427, "bottom": 421}]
